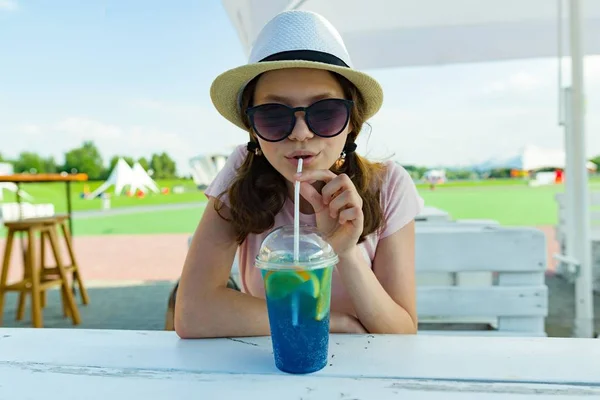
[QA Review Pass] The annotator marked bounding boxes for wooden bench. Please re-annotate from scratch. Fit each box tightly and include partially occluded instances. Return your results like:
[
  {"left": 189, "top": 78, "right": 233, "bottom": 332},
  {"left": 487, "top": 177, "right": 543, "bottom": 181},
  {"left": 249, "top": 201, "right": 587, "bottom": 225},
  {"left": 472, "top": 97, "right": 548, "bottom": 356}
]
[
  {"left": 555, "top": 191, "right": 600, "bottom": 290},
  {"left": 415, "top": 217, "right": 500, "bottom": 326},
  {"left": 415, "top": 224, "right": 548, "bottom": 336}
]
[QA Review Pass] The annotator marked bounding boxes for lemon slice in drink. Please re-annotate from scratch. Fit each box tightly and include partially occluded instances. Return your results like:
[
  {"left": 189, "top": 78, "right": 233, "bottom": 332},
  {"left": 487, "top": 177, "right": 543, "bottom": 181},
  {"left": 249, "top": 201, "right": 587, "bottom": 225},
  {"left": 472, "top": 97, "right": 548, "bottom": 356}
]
[
  {"left": 315, "top": 267, "right": 333, "bottom": 321},
  {"left": 265, "top": 270, "right": 320, "bottom": 299}
]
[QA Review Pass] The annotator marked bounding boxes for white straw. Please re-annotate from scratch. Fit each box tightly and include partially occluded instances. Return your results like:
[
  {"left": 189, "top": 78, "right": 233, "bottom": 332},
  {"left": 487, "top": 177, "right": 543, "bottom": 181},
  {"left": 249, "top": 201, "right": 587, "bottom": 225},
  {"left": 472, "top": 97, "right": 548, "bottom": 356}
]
[
  {"left": 294, "top": 158, "right": 303, "bottom": 263},
  {"left": 291, "top": 293, "right": 299, "bottom": 327}
]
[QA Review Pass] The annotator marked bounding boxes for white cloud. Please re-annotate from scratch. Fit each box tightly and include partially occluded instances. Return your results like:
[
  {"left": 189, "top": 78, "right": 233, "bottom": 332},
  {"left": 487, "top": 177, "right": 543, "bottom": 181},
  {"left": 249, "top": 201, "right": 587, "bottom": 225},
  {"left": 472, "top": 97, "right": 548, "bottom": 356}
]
[
  {"left": 0, "top": 0, "right": 17, "bottom": 11},
  {"left": 480, "top": 72, "right": 545, "bottom": 95},
  {"left": 5, "top": 59, "right": 600, "bottom": 178},
  {"left": 56, "top": 117, "right": 122, "bottom": 140},
  {"left": 363, "top": 105, "right": 565, "bottom": 167},
  {"left": 12, "top": 104, "right": 248, "bottom": 175},
  {"left": 19, "top": 124, "right": 42, "bottom": 135},
  {"left": 126, "top": 98, "right": 204, "bottom": 117}
]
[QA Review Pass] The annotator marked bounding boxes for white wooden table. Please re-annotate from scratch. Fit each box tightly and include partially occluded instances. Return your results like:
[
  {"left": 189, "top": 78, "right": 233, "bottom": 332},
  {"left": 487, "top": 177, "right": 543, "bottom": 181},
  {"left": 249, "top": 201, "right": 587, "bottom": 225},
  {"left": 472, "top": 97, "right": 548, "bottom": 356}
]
[
  {"left": 1, "top": 328, "right": 599, "bottom": 399},
  {"left": 416, "top": 206, "right": 451, "bottom": 222}
]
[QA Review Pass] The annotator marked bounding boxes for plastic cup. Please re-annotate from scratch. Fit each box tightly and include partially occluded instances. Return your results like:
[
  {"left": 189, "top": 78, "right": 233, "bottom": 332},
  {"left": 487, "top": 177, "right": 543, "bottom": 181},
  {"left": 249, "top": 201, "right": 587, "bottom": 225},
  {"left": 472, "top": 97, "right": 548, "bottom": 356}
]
[{"left": 256, "top": 225, "right": 338, "bottom": 374}]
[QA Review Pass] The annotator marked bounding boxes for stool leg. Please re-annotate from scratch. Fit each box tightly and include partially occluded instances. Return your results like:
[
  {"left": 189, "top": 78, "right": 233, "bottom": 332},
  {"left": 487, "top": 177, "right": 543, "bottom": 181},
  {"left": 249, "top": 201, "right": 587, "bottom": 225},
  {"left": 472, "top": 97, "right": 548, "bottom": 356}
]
[
  {"left": 16, "top": 237, "right": 28, "bottom": 321},
  {"left": 40, "top": 231, "right": 47, "bottom": 309},
  {"left": 60, "top": 221, "right": 89, "bottom": 305},
  {"left": 0, "top": 230, "right": 16, "bottom": 326},
  {"left": 16, "top": 233, "right": 30, "bottom": 321},
  {"left": 47, "top": 227, "right": 81, "bottom": 325},
  {"left": 28, "top": 229, "right": 43, "bottom": 328},
  {"left": 16, "top": 287, "right": 26, "bottom": 320}
]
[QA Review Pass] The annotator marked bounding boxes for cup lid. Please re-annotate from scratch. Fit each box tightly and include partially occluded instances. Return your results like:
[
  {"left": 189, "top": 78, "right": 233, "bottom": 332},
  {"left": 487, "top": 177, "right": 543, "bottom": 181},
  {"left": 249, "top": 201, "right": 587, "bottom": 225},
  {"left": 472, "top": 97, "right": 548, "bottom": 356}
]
[{"left": 255, "top": 225, "right": 338, "bottom": 270}]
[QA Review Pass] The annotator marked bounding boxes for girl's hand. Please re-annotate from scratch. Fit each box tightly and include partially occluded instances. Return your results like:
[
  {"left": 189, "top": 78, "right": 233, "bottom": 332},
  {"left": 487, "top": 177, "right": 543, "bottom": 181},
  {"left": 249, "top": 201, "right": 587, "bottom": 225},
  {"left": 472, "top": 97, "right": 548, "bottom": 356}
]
[
  {"left": 330, "top": 311, "right": 368, "bottom": 333},
  {"left": 295, "top": 170, "right": 363, "bottom": 257}
]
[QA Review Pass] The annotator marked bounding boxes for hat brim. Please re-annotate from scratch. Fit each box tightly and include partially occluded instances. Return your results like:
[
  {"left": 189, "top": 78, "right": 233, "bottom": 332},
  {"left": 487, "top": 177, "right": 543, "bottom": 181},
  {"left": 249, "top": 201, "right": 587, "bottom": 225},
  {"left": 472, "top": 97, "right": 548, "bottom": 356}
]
[{"left": 210, "top": 60, "right": 384, "bottom": 131}]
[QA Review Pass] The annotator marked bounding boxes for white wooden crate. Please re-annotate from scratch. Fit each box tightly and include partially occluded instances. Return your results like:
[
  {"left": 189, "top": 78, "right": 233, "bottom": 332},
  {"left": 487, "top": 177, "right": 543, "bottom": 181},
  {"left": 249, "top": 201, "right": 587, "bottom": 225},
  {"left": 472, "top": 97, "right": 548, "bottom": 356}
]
[{"left": 415, "top": 224, "right": 548, "bottom": 336}]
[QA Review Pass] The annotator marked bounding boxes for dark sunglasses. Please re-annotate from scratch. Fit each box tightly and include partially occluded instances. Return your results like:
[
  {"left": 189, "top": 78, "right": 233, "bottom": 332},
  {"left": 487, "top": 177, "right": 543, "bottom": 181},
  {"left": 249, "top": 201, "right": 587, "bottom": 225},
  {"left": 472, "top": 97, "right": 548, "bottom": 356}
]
[{"left": 245, "top": 98, "right": 354, "bottom": 142}]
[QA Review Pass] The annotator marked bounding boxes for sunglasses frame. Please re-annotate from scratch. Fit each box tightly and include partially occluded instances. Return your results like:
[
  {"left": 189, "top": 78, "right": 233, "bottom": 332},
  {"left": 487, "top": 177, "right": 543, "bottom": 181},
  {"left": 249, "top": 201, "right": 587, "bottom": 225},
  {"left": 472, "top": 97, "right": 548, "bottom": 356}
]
[{"left": 245, "top": 98, "right": 354, "bottom": 142}]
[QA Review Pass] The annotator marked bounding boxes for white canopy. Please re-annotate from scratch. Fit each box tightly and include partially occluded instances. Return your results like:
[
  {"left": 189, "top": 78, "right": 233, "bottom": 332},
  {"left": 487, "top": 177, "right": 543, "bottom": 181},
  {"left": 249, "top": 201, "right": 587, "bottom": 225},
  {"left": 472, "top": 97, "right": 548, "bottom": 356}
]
[
  {"left": 130, "top": 162, "right": 159, "bottom": 195},
  {"left": 189, "top": 154, "right": 230, "bottom": 188},
  {"left": 222, "top": 0, "right": 600, "bottom": 69},
  {"left": 485, "top": 145, "right": 598, "bottom": 171},
  {"left": 0, "top": 183, "right": 33, "bottom": 202},
  {"left": 222, "top": 0, "right": 599, "bottom": 337},
  {"left": 88, "top": 158, "right": 158, "bottom": 198}
]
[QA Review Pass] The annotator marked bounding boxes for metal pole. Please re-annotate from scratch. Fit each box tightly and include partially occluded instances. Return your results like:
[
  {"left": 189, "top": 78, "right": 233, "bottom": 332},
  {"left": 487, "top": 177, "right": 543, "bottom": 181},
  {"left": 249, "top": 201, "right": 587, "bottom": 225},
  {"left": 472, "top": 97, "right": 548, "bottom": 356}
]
[
  {"left": 569, "top": 0, "right": 594, "bottom": 338},
  {"left": 558, "top": 0, "right": 564, "bottom": 126},
  {"left": 563, "top": 87, "right": 576, "bottom": 276},
  {"left": 66, "top": 181, "right": 74, "bottom": 234}
]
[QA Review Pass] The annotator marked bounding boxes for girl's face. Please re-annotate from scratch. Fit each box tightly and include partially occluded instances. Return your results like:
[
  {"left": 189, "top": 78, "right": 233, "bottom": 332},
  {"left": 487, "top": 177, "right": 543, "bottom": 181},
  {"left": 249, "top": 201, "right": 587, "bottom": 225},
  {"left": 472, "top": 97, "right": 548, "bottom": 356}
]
[{"left": 251, "top": 68, "right": 351, "bottom": 184}]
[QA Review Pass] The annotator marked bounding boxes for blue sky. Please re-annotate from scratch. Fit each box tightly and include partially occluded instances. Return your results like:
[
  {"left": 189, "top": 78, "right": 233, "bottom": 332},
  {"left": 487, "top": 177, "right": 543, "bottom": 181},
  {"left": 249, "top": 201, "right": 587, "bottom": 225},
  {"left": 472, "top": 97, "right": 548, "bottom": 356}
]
[{"left": 1, "top": 0, "right": 599, "bottom": 174}]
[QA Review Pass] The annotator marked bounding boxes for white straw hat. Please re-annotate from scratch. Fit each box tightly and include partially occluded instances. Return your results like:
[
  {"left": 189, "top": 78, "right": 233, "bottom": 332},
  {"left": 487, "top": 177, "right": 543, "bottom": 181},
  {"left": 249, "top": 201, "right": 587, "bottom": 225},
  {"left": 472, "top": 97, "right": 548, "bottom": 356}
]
[{"left": 210, "top": 10, "right": 384, "bottom": 131}]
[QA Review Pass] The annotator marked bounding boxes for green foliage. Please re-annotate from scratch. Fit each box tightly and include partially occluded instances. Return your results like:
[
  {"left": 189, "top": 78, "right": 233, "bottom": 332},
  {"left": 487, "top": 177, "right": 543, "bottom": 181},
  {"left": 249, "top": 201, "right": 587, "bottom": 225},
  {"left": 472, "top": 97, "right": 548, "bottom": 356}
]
[
  {"left": 2, "top": 140, "right": 181, "bottom": 179},
  {"left": 137, "top": 157, "right": 150, "bottom": 171},
  {"left": 150, "top": 152, "right": 176, "bottom": 179},
  {"left": 63, "top": 141, "right": 105, "bottom": 179},
  {"left": 13, "top": 152, "right": 45, "bottom": 173}
]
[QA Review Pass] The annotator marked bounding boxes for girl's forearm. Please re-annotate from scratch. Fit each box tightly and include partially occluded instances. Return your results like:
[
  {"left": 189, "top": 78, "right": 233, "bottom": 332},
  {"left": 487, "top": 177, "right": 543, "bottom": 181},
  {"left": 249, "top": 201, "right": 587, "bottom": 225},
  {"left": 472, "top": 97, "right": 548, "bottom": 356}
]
[
  {"left": 336, "top": 246, "right": 417, "bottom": 334},
  {"left": 175, "top": 288, "right": 271, "bottom": 338}
]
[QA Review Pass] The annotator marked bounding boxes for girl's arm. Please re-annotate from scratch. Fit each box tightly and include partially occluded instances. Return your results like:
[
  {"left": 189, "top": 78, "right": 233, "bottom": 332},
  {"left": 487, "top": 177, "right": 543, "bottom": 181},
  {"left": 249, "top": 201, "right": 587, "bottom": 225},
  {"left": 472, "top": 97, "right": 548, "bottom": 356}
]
[
  {"left": 335, "top": 221, "right": 418, "bottom": 334},
  {"left": 174, "top": 197, "right": 366, "bottom": 338},
  {"left": 174, "top": 198, "right": 271, "bottom": 338}
]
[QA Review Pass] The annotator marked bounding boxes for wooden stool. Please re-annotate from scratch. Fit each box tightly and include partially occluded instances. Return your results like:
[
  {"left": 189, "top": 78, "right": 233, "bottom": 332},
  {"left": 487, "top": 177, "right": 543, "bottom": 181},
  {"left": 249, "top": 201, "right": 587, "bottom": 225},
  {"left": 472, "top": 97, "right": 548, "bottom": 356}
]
[
  {"left": 37, "top": 214, "right": 89, "bottom": 313},
  {"left": 0, "top": 217, "right": 81, "bottom": 327}
]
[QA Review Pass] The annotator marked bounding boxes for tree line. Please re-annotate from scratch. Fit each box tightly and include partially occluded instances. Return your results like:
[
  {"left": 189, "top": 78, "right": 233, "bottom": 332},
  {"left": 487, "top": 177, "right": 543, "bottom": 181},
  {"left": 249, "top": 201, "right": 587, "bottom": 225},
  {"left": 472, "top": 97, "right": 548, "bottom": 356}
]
[
  {"left": 2, "top": 140, "right": 598, "bottom": 182},
  {"left": 0, "top": 141, "right": 178, "bottom": 181},
  {"left": 403, "top": 154, "right": 600, "bottom": 180}
]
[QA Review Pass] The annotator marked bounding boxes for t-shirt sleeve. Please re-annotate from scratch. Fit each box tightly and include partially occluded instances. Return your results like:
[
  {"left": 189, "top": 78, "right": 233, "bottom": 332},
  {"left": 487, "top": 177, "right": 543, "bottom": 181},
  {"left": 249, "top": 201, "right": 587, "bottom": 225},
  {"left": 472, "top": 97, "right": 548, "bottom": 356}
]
[
  {"left": 380, "top": 161, "right": 425, "bottom": 239},
  {"left": 203, "top": 144, "right": 248, "bottom": 207}
]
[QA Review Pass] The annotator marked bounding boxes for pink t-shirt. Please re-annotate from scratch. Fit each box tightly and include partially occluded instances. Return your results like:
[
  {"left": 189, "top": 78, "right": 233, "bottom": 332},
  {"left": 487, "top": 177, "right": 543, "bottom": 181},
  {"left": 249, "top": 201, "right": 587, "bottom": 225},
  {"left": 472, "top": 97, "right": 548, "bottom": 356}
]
[{"left": 204, "top": 144, "right": 424, "bottom": 316}]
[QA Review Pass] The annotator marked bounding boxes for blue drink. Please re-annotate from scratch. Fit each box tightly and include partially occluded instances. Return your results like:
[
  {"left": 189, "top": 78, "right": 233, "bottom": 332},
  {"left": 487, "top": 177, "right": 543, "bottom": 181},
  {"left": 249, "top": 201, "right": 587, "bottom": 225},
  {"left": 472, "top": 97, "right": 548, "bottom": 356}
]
[
  {"left": 262, "top": 265, "right": 333, "bottom": 373},
  {"left": 256, "top": 225, "right": 338, "bottom": 374}
]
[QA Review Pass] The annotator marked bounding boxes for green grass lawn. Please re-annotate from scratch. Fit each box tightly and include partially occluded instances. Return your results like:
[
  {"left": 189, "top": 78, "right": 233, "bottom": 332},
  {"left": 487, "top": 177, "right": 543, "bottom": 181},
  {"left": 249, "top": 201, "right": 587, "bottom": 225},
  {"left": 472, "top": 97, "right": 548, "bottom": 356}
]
[
  {"left": 1, "top": 179, "right": 207, "bottom": 213},
  {"left": 71, "top": 206, "right": 207, "bottom": 235},
  {"left": 1, "top": 176, "right": 599, "bottom": 236},
  {"left": 419, "top": 184, "right": 563, "bottom": 226}
]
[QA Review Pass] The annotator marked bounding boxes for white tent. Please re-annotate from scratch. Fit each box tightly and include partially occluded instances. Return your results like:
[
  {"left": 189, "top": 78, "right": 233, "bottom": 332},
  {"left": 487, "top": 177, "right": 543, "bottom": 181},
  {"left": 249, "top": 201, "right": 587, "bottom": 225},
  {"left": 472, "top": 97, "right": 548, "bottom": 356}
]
[
  {"left": 222, "top": 0, "right": 600, "bottom": 337},
  {"left": 189, "top": 153, "right": 229, "bottom": 187},
  {"left": 130, "top": 162, "right": 160, "bottom": 195},
  {"left": 88, "top": 158, "right": 135, "bottom": 198},
  {"left": 484, "top": 145, "right": 598, "bottom": 171},
  {"left": 0, "top": 183, "right": 33, "bottom": 202},
  {"left": 0, "top": 162, "right": 13, "bottom": 175},
  {"left": 423, "top": 169, "right": 447, "bottom": 184}
]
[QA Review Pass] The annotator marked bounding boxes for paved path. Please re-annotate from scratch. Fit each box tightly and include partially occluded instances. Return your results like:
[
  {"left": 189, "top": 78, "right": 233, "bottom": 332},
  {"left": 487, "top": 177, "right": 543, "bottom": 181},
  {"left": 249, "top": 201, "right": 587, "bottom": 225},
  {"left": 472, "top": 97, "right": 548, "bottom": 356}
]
[
  {"left": 73, "top": 201, "right": 206, "bottom": 219},
  {"left": 2, "top": 233, "right": 189, "bottom": 284}
]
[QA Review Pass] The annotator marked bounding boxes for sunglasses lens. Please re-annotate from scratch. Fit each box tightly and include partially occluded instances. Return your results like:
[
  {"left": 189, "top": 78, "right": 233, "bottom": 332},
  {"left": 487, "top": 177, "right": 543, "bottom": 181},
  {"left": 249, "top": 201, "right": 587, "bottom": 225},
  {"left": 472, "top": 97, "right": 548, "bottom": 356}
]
[
  {"left": 251, "top": 104, "right": 294, "bottom": 141},
  {"left": 308, "top": 99, "right": 350, "bottom": 137}
]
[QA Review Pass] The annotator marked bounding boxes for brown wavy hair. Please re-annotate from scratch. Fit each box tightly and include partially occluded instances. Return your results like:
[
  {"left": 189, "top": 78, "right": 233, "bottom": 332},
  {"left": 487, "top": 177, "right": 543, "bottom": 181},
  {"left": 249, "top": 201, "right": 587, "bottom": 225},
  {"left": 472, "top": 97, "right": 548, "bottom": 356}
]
[{"left": 215, "top": 71, "right": 386, "bottom": 244}]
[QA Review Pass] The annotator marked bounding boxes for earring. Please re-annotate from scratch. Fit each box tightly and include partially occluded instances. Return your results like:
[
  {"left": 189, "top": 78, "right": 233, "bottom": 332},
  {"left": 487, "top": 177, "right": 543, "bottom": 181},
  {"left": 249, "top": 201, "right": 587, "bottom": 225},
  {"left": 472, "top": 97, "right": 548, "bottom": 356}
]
[
  {"left": 340, "top": 142, "right": 357, "bottom": 158},
  {"left": 247, "top": 141, "right": 262, "bottom": 156}
]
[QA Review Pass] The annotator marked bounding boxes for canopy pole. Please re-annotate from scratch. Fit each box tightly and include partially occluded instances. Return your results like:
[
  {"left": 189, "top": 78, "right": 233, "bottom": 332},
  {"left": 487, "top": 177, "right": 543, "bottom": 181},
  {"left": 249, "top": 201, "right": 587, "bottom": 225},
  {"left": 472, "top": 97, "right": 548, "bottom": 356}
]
[
  {"left": 558, "top": 0, "right": 564, "bottom": 126},
  {"left": 568, "top": 0, "right": 594, "bottom": 338}
]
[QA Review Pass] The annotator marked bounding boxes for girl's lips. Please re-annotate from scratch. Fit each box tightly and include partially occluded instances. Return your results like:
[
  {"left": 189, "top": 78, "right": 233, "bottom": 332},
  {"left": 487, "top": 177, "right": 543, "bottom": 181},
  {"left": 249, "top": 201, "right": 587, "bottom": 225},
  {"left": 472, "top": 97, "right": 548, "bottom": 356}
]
[{"left": 286, "top": 153, "right": 318, "bottom": 167}]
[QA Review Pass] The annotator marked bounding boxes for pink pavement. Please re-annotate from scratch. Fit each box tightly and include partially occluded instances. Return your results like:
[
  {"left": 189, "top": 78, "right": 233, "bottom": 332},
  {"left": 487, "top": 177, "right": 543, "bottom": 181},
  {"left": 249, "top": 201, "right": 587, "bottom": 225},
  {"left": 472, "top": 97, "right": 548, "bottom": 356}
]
[{"left": 1, "top": 233, "right": 189, "bottom": 284}]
